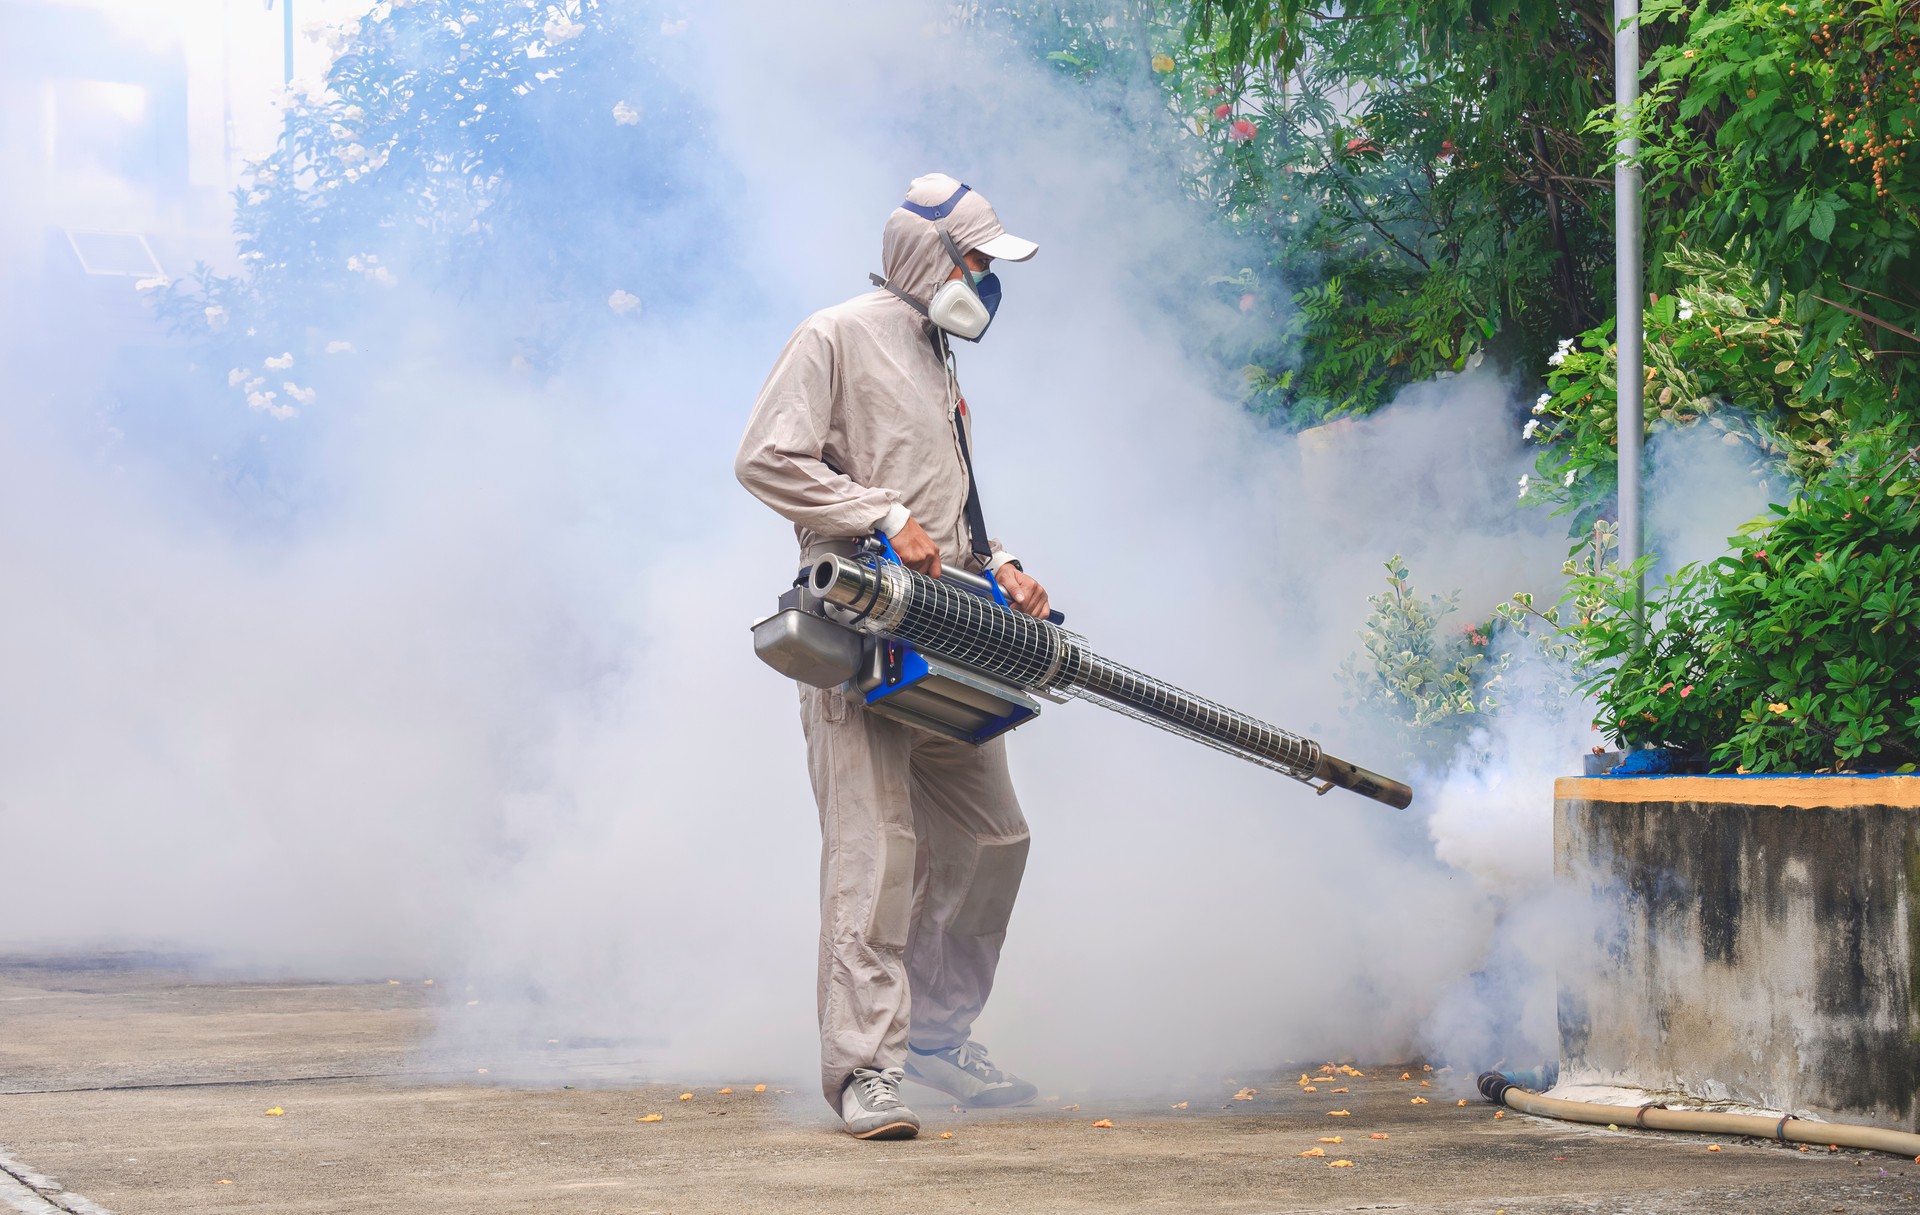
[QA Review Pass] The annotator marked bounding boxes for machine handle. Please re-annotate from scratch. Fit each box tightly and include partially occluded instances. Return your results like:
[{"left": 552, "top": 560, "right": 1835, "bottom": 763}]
[
  {"left": 872, "top": 534, "right": 1065, "bottom": 625},
  {"left": 939, "top": 566, "right": 1067, "bottom": 626}
]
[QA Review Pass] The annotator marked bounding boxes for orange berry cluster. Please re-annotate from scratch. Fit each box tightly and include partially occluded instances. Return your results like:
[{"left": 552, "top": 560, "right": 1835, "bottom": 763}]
[{"left": 1808, "top": 15, "right": 1917, "bottom": 200}]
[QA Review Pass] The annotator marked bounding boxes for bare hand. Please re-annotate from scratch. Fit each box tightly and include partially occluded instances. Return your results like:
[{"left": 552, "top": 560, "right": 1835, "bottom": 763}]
[
  {"left": 890, "top": 517, "right": 942, "bottom": 579},
  {"left": 995, "top": 565, "right": 1050, "bottom": 620}
]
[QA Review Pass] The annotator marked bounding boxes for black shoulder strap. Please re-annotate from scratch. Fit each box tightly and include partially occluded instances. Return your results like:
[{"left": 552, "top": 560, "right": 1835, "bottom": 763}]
[
  {"left": 932, "top": 331, "right": 995, "bottom": 563},
  {"left": 952, "top": 399, "right": 994, "bottom": 563}
]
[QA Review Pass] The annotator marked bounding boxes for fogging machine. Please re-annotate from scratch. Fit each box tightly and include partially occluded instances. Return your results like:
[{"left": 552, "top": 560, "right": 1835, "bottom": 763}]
[{"left": 750, "top": 537, "right": 1412, "bottom": 808}]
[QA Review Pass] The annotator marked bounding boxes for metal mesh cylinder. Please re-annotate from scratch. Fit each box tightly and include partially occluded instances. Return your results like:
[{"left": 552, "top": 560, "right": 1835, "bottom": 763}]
[{"left": 811, "top": 554, "right": 1322, "bottom": 781}]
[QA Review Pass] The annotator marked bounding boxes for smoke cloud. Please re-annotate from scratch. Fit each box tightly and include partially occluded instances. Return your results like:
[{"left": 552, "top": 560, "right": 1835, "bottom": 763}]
[{"left": 0, "top": 0, "right": 1654, "bottom": 1093}]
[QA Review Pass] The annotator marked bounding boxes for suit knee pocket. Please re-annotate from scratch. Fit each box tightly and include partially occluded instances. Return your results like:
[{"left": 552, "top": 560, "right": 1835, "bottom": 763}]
[
  {"left": 865, "top": 824, "right": 917, "bottom": 950},
  {"left": 949, "top": 836, "right": 1030, "bottom": 937}
]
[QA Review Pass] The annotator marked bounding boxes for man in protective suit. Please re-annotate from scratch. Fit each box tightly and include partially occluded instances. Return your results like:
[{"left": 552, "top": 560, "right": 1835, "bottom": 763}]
[{"left": 735, "top": 173, "right": 1048, "bottom": 1140}]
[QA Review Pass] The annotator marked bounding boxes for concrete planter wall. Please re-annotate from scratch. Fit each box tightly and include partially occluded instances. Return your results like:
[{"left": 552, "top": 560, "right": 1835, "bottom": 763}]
[{"left": 1556, "top": 774, "right": 1920, "bottom": 1129}]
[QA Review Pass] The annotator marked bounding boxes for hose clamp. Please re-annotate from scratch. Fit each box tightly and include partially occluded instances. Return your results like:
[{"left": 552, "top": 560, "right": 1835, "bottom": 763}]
[
  {"left": 1775, "top": 1113, "right": 1799, "bottom": 1143},
  {"left": 1633, "top": 1102, "right": 1666, "bottom": 1128}
]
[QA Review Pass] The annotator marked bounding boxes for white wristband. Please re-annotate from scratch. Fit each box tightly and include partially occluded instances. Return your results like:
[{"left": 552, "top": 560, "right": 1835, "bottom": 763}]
[
  {"left": 986, "top": 550, "right": 1021, "bottom": 573},
  {"left": 875, "top": 501, "right": 912, "bottom": 538}
]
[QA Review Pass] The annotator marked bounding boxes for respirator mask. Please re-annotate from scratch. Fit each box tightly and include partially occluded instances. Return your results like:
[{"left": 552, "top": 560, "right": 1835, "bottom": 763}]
[{"left": 869, "top": 185, "right": 1004, "bottom": 343}]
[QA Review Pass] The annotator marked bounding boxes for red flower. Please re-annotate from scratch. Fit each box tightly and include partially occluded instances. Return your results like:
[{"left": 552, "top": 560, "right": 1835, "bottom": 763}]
[
  {"left": 1238, "top": 292, "right": 1256, "bottom": 312},
  {"left": 1345, "top": 137, "right": 1380, "bottom": 156},
  {"left": 1659, "top": 682, "right": 1674, "bottom": 694},
  {"left": 1438, "top": 139, "right": 1456, "bottom": 160},
  {"left": 1680, "top": 685, "right": 1694, "bottom": 698},
  {"left": 1214, "top": 103, "right": 1233, "bottom": 120},
  {"left": 1229, "top": 118, "right": 1257, "bottom": 143}
]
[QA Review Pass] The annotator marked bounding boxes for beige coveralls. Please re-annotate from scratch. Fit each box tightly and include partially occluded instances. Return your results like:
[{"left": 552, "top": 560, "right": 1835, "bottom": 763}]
[{"left": 735, "top": 183, "right": 1031, "bottom": 1108}]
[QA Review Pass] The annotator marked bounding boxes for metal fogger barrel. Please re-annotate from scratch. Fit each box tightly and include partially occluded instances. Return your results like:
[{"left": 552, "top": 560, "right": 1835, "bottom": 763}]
[{"left": 752, "top": 549, "right": 1412, "bottom": 809}]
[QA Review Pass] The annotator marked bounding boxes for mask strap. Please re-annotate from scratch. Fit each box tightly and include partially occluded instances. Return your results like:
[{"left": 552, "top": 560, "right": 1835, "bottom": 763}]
[{"left": 868, "top": 272, "right": 930, "bottom": 317}]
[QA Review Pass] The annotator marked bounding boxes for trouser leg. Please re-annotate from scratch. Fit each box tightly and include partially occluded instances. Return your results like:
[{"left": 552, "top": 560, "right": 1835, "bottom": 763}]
[
  {"left": 903, "top": 731, "right": 1030, "bottom": 1052},
  {"left": 800, "top": 685, "right": 917, "bottom": 1109}
]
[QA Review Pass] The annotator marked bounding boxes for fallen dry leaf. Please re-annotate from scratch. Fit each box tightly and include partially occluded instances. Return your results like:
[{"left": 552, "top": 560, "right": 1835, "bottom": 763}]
[
  {"left": 678, "top": 1093, "right": 693, "bottom": 1101},
  {"left": 1494, "top": 1110, "right": 1506, "bottom": 1119},
  {"left": 1708, "top": 1145, "right": 1722, "bottom": 1152},
  {"left": 939, "top": 1132, "right": 954, "bottom": 1139},
  {"left": 387, "top": 980, "right": 400, "bottom": 986},
  {"left": 1331, "top": 1087, "right": 1349, "bottom": 1094},
  {"left": 1303, "top": 1086, "right": 1318, "bottom": 1093},
  {"left": 1829, "top": 1145, "right": 1840, "bottom": 1153},
  {"left": 217, "top": 1180, "right": 233, "bottom": 1185},
  {"left": 1060, "top": 1103, "right": 1081, "bottom": 1112},
  {"left": 1091, "top": 1119, "right": 1114, "bottom": 1129},
  {"left": 1297, "top": 1074, "right": 1311, "bottom": 1086},
  {"left": 1419, "top": 1081, "right": 1432, "bottom": 1088},
  {"left": 476, "top": 1068, "right": 489, "bottom": 1075},
  {"left": 1232, "top": 1088, "right": 1259, "bottom": 1101},
  {"left": 1170, "top": 1102, "right": 1189, "bottom": 1110},
  {"left": 1399, "top": 1072, "right": 1412, "bottom": 1081},
  {"left": 423, "top": 979, "right": 434, "bottom": 985},
  {"left": 1319, "top": 1136, "right": 1343, "bottom": 1144},
  {"left": 754, "top": 1084, "right": 766, "bottom": 1093},
  {"left": 1422, "top": 1065, "right": 1432, "bottom": 1072},
  {"left": 1340, "top": 1066, "right": 1365, "bottom": 1077},
  {"left": 1328, "top": 1110, "right": 1351, "bottom": 1117},
  {"left": 636, "top": 1114, "right": 663, "bottom": 1123},
  {"left": 718, "top": 1088, "right": 734, "bottom": 1095},
  {"left": 1298, "top": 1147, "right": 1326, "bottom": 1158},
  {"left": 264, "top": 1107, "right": 284, "bottom": 1117},
  {"left": 1457, "top": 1099, "right": 1468, "bottom": 1106},
  {"left": 1328, "top": 1159, "right": 1354, "bottom": 1168},
  {"left": 1368, "top": 1133, "right": 1389, "bottom": 1140},
  {"left": 1411, "top": 1097, "right": 1429, "bottom": 1105}
]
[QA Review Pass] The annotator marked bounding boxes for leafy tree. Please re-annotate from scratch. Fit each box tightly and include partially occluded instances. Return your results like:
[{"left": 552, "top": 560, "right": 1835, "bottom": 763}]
[
  {"left": 154, "top": 0, "right": 712, "bottom": 423},
  {"left": 1177, "top": 0, "right": 1629, "bottom": 425}
]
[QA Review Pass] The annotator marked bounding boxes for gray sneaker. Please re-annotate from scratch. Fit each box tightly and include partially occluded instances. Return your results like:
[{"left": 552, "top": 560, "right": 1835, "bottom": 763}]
[
  {"left": 839, "top": 1066, "right": 920, "bottom": 1140},
  {"left": 903, "top": 1040, "right": 1038, "bottom": 1107}
]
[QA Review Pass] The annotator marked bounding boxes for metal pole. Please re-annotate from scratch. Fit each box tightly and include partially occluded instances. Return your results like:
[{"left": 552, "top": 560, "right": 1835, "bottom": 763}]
[
  {"left": 282, "top": 0, "right": 294, "bottom": 85},
  {"left": 1614, "top": 0, "right": 1645, "bottom": 612}
]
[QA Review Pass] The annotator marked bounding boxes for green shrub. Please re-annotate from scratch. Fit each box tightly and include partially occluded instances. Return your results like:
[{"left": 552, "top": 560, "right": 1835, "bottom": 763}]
[
  {"left": 1542, "top": 433, "right": 1920, "bottom": 772},
  {"left": 1340, "top": 556, "right": 1506, "bottom": 770}
]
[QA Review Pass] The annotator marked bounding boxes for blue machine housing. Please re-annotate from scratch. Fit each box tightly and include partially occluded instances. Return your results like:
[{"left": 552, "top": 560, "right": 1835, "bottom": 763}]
[{"left": 857, "top": 534, "right": 1042, "bottom": 745}]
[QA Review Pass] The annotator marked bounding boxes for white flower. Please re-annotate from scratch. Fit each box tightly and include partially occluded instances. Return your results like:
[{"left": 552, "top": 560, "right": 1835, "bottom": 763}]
[
  {"left": 544, "top": 10, "right": 584, "bottom": 42},
  {"left": 204, "top": 305, "right": 228, "bottom": 330},
  {"left": 1563, "top": 470, "right": 1576, "bottom": 487},
  {"left": 135, "top": 275, "right": 170, "bottom": 292},
  {"left": 1532, "top": 393, "right": 1550, "bottom": 414},
  {"left": 1547, "top": 349, "right": 1567, "bottom": 367},
  {"left": 612, "top": 100, "right": 641, "bottom": 126},
  {"left": 1678, "top": 306, "right": 1695, "bottom": 321},
  {"left": 608, "top": 289, "right": 642, "bottom": 317},
  {"left": 1518, "top": 474, "right": 1531, "bottom": 492},
  {"left": 1555, "top": 337, "right": 1574, "bottom": 353},
  {"left": 659, "top": 17, "right": 687, "bottom": 35},
  {"left": 265, "top": 352, "right": 294, "bottom": 370},
  {"left": 325, "top": 340, "right": 355, "bottom": 354},
  {"left": 283, "top": 383, "right": 317, "bottom": 405},
  {"left": 1523, "top": 418, "right": 1540, "bottom": 439},
  {"left": 1465, "top": 350, "right": 1484, "bottom": 370}
]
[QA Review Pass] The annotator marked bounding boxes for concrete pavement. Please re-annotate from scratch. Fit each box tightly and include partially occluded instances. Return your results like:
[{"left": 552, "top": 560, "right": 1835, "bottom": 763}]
[{"left": 3, "top": 959, "right": 1917, "bottom": 1213}]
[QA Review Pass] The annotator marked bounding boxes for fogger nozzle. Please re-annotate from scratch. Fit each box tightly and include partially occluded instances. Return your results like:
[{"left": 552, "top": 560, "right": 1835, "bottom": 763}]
[{"left": 808, "top": 553, "right": 1413, "bottom": 809}]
